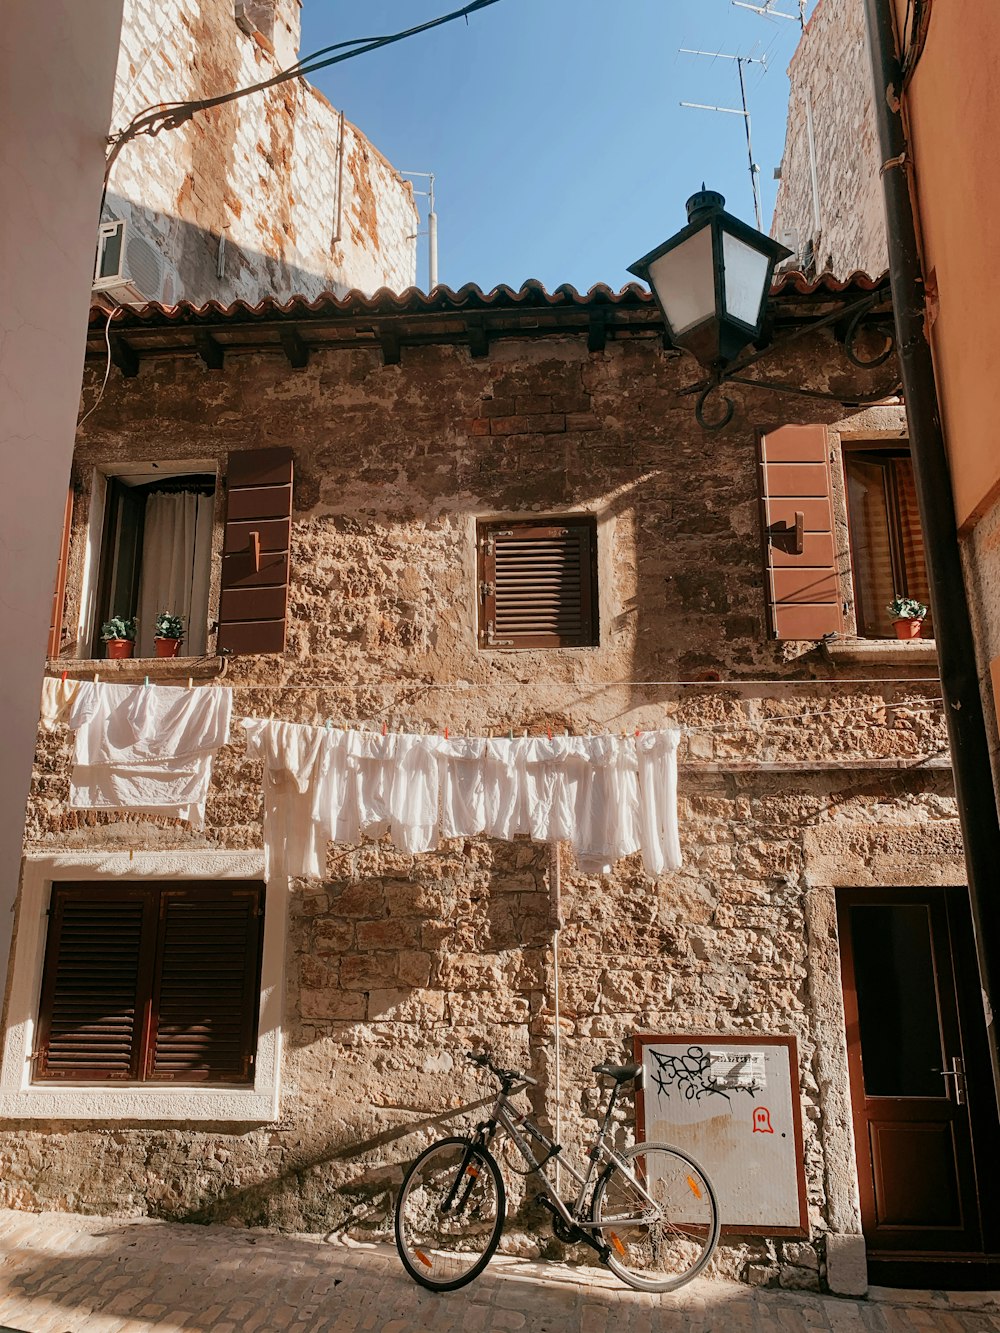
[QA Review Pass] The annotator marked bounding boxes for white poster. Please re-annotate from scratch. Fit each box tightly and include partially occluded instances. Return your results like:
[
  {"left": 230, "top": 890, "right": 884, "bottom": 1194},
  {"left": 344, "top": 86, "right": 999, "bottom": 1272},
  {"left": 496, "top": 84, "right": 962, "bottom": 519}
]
[{"left": 637, "top": 1035, "right": 806, "bottom": 1233}]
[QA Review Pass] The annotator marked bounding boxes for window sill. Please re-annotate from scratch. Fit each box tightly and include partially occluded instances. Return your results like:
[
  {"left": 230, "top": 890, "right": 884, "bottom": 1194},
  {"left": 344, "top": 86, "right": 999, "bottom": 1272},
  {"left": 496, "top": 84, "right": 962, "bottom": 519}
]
[
  {"left": 49, "top": 655, "right": 227, "bottom": 684},
  {"left": 821, "top": 636, "right": 939, "bottom": 667},
  {"left": 0, "top": 1084, "right": 276, "bottom": 1122}
]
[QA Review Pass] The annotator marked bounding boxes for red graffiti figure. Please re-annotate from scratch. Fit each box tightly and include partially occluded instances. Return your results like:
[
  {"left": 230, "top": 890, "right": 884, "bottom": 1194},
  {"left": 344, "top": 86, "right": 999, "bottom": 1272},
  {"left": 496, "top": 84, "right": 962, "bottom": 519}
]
[{"left": 752, "top": 1106, "right": 774, "bottom": 1134}]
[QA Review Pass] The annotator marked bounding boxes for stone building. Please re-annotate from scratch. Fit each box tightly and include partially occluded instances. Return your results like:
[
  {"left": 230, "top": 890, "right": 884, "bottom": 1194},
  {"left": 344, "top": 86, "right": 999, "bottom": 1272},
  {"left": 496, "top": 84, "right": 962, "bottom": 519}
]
[
  {"left": 771, "top": 0, "right": 887, "bottom": 278},
  {"left": 0, "top": 276, "right": 992, "bottom": 1293},
  {"left": 772, "top": 0, "right": 1000, "bottom": 828},
  {"left": 98, "top": 0, "right": 418, "bottom": 308}
]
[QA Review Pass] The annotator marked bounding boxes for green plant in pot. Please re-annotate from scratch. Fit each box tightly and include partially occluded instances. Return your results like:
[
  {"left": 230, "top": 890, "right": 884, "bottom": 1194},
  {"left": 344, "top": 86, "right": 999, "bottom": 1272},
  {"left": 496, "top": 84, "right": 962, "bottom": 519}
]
[
  {"left": 887, "top": 594, "right": 928, "bottom": 640},
  {"left": 101, "top": 615, "right": 136, "bottom": 660},
  {"left": 153, "top": 611, "right": 184, "bottom": 658}
]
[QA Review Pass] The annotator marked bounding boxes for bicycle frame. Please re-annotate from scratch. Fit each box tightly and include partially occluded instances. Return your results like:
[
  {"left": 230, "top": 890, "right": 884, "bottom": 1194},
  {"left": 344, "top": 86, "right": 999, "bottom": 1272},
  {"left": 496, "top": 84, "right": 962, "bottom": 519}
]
[{"left": 473, "top": 1076, "right": 662, "bottom": 1239}]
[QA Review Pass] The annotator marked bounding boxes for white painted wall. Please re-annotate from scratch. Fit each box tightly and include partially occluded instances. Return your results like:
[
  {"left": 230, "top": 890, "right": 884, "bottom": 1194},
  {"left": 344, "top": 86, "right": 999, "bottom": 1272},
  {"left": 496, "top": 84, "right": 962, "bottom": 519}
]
[{"left": 0, "top": 0, "right": 124, "bottom": 996}]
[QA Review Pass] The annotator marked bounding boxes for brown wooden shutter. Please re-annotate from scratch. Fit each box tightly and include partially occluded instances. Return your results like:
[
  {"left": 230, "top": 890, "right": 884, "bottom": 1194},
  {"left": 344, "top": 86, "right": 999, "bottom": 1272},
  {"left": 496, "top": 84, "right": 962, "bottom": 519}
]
[
  {"left": 34, "top": 881, "right": 264, "bottom": 1086},
  {"left": 149, "top": 884, "right": 263, "bottom": 1083},
  {"left": 218, "top": 447, "right": 293, "bottom": 655},
  {"left": 478, "top": 519, "right": 598, "bottom": 649},
  {"left": 759, "top": 426, "right": 842, "bottom": 639},
  {"left": 47, "top": 484, "right": 74, "bottom": 658},
  {"left": 35, "top": 885, "right": 154, "bottom": 1082}
]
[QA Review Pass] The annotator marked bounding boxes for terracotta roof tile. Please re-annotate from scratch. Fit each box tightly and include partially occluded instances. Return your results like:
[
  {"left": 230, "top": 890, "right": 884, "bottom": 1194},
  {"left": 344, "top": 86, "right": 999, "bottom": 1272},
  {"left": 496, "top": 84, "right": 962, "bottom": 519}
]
[{"left": 89, "top": 273, "right": 890, "bottom": 328}]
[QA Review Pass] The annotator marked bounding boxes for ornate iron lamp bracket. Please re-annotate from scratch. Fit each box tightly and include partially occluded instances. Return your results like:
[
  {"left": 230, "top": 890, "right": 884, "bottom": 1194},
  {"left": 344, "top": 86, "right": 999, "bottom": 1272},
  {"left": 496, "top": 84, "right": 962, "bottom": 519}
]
[{"left": 679, "top": 286, "right": 901, "bottom": 431}]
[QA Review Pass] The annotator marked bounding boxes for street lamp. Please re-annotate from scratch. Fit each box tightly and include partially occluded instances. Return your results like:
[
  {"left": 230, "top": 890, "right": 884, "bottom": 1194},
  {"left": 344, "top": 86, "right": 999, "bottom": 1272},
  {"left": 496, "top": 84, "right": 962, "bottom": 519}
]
[
  {"left": 628, "top": 187, "right": 899, "bottom": 429},
  {"left": 628, "top": 187, "right": 791, "bottom": 369}
]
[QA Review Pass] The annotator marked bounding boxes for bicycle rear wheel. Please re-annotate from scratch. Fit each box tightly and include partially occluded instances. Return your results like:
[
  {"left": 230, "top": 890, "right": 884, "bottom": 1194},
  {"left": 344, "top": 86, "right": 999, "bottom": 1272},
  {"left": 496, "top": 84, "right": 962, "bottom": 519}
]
[
  {"left": 591, "top": 1141, "right": 720, "bottom": 1293},
  {"left": 395, "top": 1136, "right": 506, "bottom": 1292}
]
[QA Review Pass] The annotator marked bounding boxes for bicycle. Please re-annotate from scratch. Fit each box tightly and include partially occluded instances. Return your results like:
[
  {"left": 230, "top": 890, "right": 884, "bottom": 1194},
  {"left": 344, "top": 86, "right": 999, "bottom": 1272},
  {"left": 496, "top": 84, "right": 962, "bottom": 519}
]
[{"left": 394, "top": 1050, "right": 720, "bottom": 1294}]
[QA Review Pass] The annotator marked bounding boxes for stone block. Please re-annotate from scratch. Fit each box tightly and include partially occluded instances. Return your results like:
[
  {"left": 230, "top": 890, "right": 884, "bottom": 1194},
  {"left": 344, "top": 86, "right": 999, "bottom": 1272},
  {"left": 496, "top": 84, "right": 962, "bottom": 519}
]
[
  {"left": 339, "top": 952, "right": 396, "bottom": 990},
  {"left": 824, "top": 1232, "right": 867, "bottom": 1296}
]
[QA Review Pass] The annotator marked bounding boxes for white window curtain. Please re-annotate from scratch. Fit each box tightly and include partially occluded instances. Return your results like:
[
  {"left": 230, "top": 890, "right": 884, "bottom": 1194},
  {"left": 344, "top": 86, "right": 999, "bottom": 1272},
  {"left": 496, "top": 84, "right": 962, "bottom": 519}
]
[{"left": 135, "top": 492, "right": 214, "bottom": 656}]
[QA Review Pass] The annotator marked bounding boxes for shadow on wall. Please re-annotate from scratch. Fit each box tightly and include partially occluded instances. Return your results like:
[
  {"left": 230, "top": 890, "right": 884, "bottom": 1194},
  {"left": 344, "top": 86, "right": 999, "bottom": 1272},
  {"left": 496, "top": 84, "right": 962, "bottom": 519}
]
[{"left": 98, "top": 193, "right": 363, "bottom": 309}]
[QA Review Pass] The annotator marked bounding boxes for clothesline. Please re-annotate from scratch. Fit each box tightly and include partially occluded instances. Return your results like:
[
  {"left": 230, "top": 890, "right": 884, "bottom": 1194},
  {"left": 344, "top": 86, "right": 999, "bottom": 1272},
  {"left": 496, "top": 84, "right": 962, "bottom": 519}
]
[{"left": 42, "top": 675, "right": 945, "bottom": 740}]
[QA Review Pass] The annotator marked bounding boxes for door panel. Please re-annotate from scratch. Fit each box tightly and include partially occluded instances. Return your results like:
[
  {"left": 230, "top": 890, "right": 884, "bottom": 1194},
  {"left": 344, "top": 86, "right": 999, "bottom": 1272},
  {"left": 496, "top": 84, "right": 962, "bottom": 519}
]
[{"left": 839, "top": 888, "right": 986, "bottom": 1256}]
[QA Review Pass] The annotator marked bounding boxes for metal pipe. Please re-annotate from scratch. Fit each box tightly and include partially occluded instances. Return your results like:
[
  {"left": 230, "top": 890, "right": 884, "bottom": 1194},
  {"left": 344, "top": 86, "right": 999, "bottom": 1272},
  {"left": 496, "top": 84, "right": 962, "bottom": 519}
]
[
  {"left": 428, "top": 212, "right": 438, "bottom": 290},
  {"left": 864, "top": 0, "right": 1000, "bottom": 1099},
  {"left": 804, "top": 88, "right": 822, "bottom": 238},
  {"left": 550, "top": 842, "right": 563, "bottom": 1190},
  {"left": 333, "top": 109, "right": 345, "bottom": 246}
]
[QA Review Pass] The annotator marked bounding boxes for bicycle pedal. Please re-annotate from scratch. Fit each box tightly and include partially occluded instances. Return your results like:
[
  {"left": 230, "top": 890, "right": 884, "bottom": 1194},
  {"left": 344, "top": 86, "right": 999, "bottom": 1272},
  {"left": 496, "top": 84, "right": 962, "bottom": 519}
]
[{"left": 532, "top": 1194, "right": 557, "bottom": 1213}]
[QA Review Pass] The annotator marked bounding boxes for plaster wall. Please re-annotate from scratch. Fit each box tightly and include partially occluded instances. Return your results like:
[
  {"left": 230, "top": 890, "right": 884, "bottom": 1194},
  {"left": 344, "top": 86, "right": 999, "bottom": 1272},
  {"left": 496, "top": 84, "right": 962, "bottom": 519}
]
[
  {"left": 886, "top": 0, "right": 1000, "bottom": 532},
  {"left": 0, "top": 327, "right": 959, "bottom": 1292},
  {"left": 105, "top": 0, "right": 418, "bottom": 305},
  {"left": 0, "top": 0, "right": 124, "bottom": 1007}
]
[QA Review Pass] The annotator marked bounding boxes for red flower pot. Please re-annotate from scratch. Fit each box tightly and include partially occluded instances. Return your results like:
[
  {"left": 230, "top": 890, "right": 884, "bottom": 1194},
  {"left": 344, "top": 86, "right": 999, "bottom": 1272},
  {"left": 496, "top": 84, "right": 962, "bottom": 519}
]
[
  {"left": 893, "top": 618, "right": 924, "bottom": 640},
  {"left": 154, "top": 637, "right": 182, "bottom": 658},
  {"left": 106, "top": 639, "right": 134, "bottom": 660}
]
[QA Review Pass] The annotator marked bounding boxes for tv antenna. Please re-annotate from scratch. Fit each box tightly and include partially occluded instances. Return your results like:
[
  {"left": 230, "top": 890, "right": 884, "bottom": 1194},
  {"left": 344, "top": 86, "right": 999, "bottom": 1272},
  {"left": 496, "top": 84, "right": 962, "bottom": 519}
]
[
  {"left": 679, "top": 50, "right": 767, "bottom": 229},
  {"left": 731, "top": 0, "right": 807, "bottom": 30}
]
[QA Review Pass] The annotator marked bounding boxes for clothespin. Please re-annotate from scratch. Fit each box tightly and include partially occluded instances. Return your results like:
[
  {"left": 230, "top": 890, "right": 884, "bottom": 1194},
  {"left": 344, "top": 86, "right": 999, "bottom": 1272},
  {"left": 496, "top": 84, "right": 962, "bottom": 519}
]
[
  {"left": 61, "top": 670, "right": 68, "bottom": 684},
  {"left": 144, "top": 675, "right": 150, "bottom": 689},
  {"left": 635, "top": 727, "right": 641, "bottom": 738},
  {"left": 325, "top": 719, "right": 332, "bottom": 731},
  {"left": 444, "top": 726, "right": 449, "bottom": 739},
  {"left": 187, "top": 677, "right": 194, "bottom": 690},
  {"left": 129, "top": 848, "right": 134, "bottom": 862},
  {"left": 547, "top": 726, "right": 553, "bottom": 740},
  {"left": 508, "top": 726, "right": 514, "bottom": 741},
  {"left": 93, "top": 672, "right": 99, "bottom": 684},
  {"left": 382, "top": 720, "right": 388, "bottom": 737}
]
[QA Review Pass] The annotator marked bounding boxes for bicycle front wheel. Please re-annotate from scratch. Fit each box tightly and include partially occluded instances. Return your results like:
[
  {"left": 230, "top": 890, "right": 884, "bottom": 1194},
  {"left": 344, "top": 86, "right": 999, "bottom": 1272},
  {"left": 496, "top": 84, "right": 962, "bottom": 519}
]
[
  {"left": 394, "top": 1136, "right": 506, "bottom": 1292},
  {"left": 591, "top": 1141, "right": 720, "bottom": 1293}
]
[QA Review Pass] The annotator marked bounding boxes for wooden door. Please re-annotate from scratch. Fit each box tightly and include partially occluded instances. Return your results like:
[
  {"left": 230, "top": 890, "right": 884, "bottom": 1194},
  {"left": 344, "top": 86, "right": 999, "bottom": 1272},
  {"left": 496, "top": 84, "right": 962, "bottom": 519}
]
[{"left": 838, "top": 887, "right": 997, "bottom": 1261}]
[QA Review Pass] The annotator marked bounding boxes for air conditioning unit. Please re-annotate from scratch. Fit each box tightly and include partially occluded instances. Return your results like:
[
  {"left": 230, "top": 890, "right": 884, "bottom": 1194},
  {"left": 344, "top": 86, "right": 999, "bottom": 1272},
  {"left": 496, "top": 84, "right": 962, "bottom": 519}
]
[
  {"left": 93, "top": 219, "right": 165, "bottom": 305},
  {"left": 775, "top": 227, "right": 801, "bottom": 269}
]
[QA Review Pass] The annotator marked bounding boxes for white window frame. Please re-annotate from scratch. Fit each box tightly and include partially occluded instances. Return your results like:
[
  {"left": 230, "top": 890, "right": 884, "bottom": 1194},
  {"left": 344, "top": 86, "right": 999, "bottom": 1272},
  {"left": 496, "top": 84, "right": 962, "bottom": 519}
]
[{"left": 0, "top": 851, "right": 283, "bottom": 1121}]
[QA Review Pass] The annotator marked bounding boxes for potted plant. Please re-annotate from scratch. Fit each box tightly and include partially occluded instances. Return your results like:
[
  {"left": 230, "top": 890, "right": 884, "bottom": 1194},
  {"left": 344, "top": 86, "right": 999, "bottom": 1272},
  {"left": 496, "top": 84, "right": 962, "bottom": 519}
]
[
  {"left": 153, "top": 611, "right": 185, "bottom": 658},
  {"left": 887, "top": 594, "right": 928, "bottom": 640},
  {"left": 101, "top": 615, "right": 136, "bottom": 660}
]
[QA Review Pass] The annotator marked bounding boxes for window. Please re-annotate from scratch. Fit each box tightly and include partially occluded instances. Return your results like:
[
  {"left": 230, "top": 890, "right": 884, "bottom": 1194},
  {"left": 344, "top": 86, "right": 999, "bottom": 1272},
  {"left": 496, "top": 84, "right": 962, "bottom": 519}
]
[
  {"left": 34, "top": 881, "right": 264, "bottom": 1085},
  {"left": 477, "top": 518, "right": 598, "bottom": 649},
  {"left": 92, "top": 472, "right": 216, "bottom": 656},
  {"left": 844, "top": 447, "right": 931, "bottom": 638}
]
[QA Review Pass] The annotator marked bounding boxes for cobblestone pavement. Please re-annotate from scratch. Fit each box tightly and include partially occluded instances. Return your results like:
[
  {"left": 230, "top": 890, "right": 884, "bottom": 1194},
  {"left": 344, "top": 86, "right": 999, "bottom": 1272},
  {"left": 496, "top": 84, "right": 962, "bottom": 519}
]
[{"left": 2, "top": 1210, "right": 1000, "bottom": 1333}]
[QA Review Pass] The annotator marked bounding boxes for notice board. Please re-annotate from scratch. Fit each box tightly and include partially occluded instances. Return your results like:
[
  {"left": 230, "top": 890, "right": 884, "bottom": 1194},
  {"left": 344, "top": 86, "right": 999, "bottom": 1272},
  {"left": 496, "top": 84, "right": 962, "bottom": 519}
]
[{"left": 634, "top": 1034, "right": 808, "bottom": 1236}]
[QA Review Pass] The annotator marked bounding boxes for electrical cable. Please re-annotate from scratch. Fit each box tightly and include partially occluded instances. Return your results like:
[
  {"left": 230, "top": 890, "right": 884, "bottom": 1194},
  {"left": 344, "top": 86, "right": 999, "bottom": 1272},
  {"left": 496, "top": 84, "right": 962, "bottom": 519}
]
[
  {"left": 104, "top": 0, "right": 503, "bottom": 182},
  {"left": 78, "top": 305, "right": 118, "bottom": 429}
]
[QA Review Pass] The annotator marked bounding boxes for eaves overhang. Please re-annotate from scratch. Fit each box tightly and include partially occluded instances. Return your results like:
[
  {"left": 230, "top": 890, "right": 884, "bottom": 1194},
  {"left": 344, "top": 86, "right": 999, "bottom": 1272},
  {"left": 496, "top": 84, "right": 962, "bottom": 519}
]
[{"left": 84, "top": 273, "right": 892, "bottom": 375}]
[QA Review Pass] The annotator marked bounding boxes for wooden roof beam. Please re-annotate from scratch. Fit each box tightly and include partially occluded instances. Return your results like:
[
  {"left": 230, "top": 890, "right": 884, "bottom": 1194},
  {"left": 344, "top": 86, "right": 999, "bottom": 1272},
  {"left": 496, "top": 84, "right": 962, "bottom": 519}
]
[
  {"left": 279, "top": 327, "right": 309, "bottom": 368},
  {"left": 194, "top": 331, "right": 224, "bottom": 370}
]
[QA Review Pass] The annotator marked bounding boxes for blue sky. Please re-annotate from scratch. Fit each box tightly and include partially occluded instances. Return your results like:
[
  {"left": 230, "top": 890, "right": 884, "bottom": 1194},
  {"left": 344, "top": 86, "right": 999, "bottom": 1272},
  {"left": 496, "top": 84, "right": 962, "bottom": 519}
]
[{"left": 301, "top": 1, "right": 818, "bottom": 293}]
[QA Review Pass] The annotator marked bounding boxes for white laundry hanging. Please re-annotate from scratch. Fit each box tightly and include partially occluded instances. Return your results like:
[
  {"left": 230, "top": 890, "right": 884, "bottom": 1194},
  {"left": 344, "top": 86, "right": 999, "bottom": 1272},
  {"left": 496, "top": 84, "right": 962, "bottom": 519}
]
[
  {"left": 636, "top": 729, "right": 682, "bottom": 876},
  {"left": 239, "top": 718, "right": 683, "bottom": 881},
  {"left": 438, "top": 737, "right": 487, "bottom": 838},
  {"left": 571, "top": 734, "right": 643, "bottom": 876},
  {"left": 68, "top": 681, "right": 231, "bottom": 827},
  {"left": 242, "top": 718, "right": 327, "bottom": 878}
]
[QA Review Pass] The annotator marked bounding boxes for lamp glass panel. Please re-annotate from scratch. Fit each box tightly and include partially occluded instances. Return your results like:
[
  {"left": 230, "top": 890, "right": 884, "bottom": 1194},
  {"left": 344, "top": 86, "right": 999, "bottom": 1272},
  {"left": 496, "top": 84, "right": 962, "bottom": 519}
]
[
  {"left": 721, "top": 231, "right": 770, "bottom": 328},
  {"left": 647, "top": 226, "right": 716, "bottom": 336}
]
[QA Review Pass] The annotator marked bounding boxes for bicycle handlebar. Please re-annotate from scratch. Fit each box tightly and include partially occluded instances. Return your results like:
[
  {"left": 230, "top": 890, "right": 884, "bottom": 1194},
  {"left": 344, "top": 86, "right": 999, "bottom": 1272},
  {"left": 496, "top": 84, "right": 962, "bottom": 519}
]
[{"left": 465, "top": 1050, "right": 537, "bottom": 1087}]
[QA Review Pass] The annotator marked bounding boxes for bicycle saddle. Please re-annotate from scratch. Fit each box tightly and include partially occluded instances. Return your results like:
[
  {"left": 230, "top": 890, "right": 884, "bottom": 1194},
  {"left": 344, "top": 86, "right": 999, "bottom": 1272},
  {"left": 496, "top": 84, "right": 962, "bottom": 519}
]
[{"left": 593, "top": 1062, "right": 642, "bottom": 1084}]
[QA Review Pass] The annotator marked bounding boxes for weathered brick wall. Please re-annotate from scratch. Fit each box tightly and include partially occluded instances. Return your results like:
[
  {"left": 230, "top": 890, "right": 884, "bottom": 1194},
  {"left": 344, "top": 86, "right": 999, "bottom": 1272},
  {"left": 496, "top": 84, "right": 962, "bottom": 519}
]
[
  {"left": 771, "top": 0, "right": 888, "bottom": 277},
  {"left": 106, "top": 0, "right": 418, "bottom": 304},
  {"left": 1, "top": 331, "right": 956, "bottom": 1291}
]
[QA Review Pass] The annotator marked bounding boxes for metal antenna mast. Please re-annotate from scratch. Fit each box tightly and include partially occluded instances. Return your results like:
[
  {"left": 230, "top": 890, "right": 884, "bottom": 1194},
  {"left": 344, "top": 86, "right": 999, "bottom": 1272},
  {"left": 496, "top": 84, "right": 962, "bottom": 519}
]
[
  {"left": 731, "top": 0, "right": 807, "bottom": 31},
  {"left": 679, "top": 50, "right": 767, "bottom": 229}
]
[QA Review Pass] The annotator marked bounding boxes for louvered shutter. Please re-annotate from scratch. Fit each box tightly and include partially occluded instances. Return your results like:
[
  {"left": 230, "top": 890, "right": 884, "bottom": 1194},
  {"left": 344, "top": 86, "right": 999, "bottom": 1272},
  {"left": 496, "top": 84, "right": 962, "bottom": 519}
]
[
  {"left": 479, "top": 520, "right": 598, "bottom": 649},
  {"left": 759, "top": 426, "right": 842, "bottom": 639},
  {"left": 35, "top": 886, "right": 155, "bottom": 1082},
  {"left": 47, "top": 484, "right": 74, "bottom": 658},
  {"left": 218, "top": 447, "right": 293, "bottom": 655},
  {"left": 149, "top": 884, "right": 263, "bottom": 1083}
]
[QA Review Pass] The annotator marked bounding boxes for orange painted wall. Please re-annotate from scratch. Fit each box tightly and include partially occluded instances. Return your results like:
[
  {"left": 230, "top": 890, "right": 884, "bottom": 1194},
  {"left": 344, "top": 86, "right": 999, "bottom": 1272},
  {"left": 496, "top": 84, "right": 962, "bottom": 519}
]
[{"left": 890, "top": 0, "right": 1000, "bottom": 531}]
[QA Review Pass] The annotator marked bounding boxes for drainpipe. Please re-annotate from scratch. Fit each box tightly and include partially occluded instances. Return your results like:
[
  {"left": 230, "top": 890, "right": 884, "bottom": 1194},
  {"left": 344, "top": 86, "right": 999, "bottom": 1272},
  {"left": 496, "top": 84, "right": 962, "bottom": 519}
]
[{"left": 864, "top": 0, "right": 1000, "bottom": 1103}]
